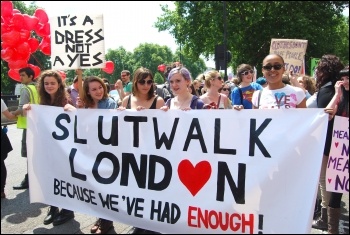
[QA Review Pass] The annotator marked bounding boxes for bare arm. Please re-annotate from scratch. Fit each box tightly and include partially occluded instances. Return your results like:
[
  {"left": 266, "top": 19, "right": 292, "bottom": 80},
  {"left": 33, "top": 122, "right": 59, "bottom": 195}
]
[{"left": 3, "top": 109, "right": 17, "bottom": 120}]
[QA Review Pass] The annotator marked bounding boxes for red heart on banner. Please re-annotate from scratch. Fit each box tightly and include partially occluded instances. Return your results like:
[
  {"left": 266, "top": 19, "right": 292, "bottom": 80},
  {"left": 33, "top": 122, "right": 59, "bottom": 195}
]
[
  {"left": 177, "top": 160, "right": 211, "bottom": 196},
  {"left": 335, "top": 142, "right": 339, "bottom": 148},
  {"left": 328, "top": 178, "right": 332, "bottom": 184}
]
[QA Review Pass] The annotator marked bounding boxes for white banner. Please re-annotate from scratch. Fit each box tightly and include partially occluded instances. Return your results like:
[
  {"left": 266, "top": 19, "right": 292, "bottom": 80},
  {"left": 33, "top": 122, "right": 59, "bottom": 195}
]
[
  {"left": 27, "top": 106, "right": 328, "bottom": 234},
  {"left": 50, "top": 14, "right": 105, "bottom": 70},
  {"left": 326, "top": 115, "right": 349, "bottom": 194}
]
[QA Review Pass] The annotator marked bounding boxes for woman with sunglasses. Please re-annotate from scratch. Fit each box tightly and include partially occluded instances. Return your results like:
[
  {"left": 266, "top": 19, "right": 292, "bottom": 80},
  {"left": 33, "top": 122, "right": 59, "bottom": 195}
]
[
  {"left": 251, "top": 54, "right": 307, "bottom": 109},
  {"left": 119, "top": 67, "right": 164, "bottom": 234},
  {"left": 219, "top": 83, "right": 233, "bottom": 109},
  {"left": 231, "top": 64, "right": 263, "bottom": 110},
  {"left": 200, "top": 70, "right": 231, "bottom": 109},
  {"left": 118, "top": 67, "right": 165, "bottom": 110}
]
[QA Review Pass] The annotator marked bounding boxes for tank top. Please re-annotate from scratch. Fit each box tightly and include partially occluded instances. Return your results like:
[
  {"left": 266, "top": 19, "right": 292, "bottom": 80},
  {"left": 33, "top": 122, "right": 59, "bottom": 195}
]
[{"left": 126, "top": 95, "right": 159, "bottom": 109}]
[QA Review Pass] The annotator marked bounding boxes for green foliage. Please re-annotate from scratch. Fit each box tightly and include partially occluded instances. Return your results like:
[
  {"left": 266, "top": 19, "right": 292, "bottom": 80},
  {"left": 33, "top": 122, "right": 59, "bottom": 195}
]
[
  {"left": 154, "top": 72, "right": 165, "bottom": 85},
  {"left": 155, "top": 1, "right": 349, "bottom": 76}
]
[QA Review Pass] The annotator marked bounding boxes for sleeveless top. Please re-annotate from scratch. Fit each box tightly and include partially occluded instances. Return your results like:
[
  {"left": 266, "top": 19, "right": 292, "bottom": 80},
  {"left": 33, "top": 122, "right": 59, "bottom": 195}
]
[{"left": 126, "top": 95, "right": 159, "bottom": 109}]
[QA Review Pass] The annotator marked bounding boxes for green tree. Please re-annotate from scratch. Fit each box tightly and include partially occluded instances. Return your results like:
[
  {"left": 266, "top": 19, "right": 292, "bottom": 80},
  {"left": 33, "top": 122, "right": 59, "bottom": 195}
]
[
  {"left": 131, "top": 43, "right": 174, "bottom": 74},
  {"left": 155, "top": 1, "right": 349, "bottom": 76},
  {"left": 154, "top": 72, "right": 165, "bottom": 84}
]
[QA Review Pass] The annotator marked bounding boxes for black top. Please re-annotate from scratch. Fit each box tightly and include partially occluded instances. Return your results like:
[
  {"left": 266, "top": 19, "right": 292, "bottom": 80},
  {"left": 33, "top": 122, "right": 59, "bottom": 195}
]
[
  {"left": 317, "top": 84, "right": 335, "bottom": 156},
  {"left": 126, "top": 95, "right": 159, "bottom": 109}
]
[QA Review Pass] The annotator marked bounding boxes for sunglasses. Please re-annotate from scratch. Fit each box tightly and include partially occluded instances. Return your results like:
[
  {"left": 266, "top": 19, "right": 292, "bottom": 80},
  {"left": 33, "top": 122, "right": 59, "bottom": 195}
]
[
  {"left": 121, "top": 74, "right": 127, "bottom": 77},
  {"left": 262, "top": 64, "right": 284, "bottom": 71},
  {"left": 221, "top": 88, "right": 230, "bottom": 92},
  {"left": 241, "top": 70, "right": 254, "bottom": 76},
  {"left": 138, "top": 79, "right": 153, "bottom": 85}
]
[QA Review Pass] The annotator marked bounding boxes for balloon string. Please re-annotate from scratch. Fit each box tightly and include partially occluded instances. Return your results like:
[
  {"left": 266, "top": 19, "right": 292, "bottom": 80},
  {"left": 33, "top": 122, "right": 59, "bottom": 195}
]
[{"left": 29, "top": 54, "right": 44, "bottom": 69}]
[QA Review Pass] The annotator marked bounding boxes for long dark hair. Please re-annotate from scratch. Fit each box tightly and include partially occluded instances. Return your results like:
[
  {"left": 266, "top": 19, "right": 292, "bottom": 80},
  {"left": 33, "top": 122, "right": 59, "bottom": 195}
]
[
  {"left": 315, "top": 54, "right": 344, "bottom": 91},
  {"left": 38, "top": 70, "right": 71, "bottom": 107},
  {"left": 132, "top": 67, "right": 155, "bottom": 100}
]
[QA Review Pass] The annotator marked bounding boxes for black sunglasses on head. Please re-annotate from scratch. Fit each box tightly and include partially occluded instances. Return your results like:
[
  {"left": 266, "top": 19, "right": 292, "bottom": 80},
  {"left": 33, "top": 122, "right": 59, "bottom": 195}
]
[
  {"left": 262, "top": 64, "right": 284, "bottom": 71},
  {"left": 138, "top": 79, "right": 153, "bottom": 85}
]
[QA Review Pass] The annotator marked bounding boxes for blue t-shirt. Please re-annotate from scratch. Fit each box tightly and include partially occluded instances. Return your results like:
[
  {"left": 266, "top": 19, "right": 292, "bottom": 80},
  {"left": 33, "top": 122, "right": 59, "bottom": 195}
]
[
  {"left": 97, "top": 97, "right": 117, "bottom": 109},
  {"left": 231, "top": 82, "right": 263, "bottom": 109}
]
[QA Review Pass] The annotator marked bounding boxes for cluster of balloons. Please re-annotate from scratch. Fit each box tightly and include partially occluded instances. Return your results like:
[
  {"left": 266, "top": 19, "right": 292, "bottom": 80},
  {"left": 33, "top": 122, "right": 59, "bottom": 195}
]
[{"left": 1, "top": 1, "right": 51, "bottom": 81}]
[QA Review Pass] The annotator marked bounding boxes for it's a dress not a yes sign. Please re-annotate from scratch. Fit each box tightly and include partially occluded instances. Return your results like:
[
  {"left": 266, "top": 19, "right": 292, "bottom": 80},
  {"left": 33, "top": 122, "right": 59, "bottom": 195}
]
[{"left": 326, "top": 116, "right": 349, "bottom": 194}]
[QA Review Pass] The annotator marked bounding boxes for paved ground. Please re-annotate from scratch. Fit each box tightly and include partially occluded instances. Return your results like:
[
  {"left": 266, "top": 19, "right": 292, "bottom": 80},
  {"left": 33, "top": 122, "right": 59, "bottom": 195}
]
[{"left": 1, "top": 124, "right": 349, "bottom": 234}]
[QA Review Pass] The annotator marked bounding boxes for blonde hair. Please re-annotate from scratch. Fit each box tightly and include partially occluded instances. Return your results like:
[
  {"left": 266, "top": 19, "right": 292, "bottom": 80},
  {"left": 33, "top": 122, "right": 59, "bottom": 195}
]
[{"left": 204, "top": 70, "right": 220, "bottom": 88}]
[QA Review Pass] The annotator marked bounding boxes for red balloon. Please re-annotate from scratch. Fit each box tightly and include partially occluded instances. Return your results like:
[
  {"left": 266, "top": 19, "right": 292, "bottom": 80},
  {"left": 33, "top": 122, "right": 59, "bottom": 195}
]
[
  {"left": 102, "top": 61, "right": 115, "bottom": 74},
  {"left": 8, "top": 69, "right": 21, "bottom": 82},
  {"left": 157, "top": 64, "right": 166, "bottom": 72},
  {"left": 35, "top": 23, "right": 50, "bottom": 37},
  {"left": 39, "top": 36, "right": 51, "bottom": 56},
  {"left": 18, "top": 29, "right": 30, "bottom": 42},
  {"left": 11, "top": 13, "right": 24, "bottom": 31},
  {"left": 1, "top": 30, "right": 21, "bottom": 47},
  {"left": 23, "top": 14, "right": 39, "bottom": 31},
  {"left": 8, "top": 59, "right": 27, "bottom": 70},
  {"left": 1, "top": 1, "right": 13, "bottom": 18},
  {"left": 58, "top": 70, "right": 66, "bottom": 81},
  {"left": 27, "top": 38, "right": 39, "bottom": 53},
  {"left": 1, "top": 22, "right": 12, "bottom": 34},
  {"left": 34, "top": 8, "right": 48, "bottom": 24},
  {"left": 28, "top": 64, "right": 41, "bottom": 79},
  {"left": 1, "top": 47, "right": 14, "bottom": 61},
  {"left": 15, "top": 42, "right": 31, "bottom": 60},
  {"left": 12, "top": 9, "right": 20, "bottom": 14}
]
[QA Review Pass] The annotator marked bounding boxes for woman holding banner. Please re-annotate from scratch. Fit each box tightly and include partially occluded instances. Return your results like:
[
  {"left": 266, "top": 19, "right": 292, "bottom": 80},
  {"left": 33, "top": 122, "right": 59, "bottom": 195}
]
[
  {"left": 23, "top": 70, "right": 76, "bottom": 226},
  {"left": 323, "top": 65, "right": 348, "bottom": 234},
  {"left": 118, "top": 67, "right": 164, "bottom": 234},
  {"left": 251, "top": 54, "right": 307, "bottom": 109},
  {"left": 65, "top": 75, "right": 117, "bottom": 234},
  {"left": 161, "top": 66, "right": 204, "bottom": 110},
  {"left": 311, "top": 55, "right": 344, "bottom": 231}
]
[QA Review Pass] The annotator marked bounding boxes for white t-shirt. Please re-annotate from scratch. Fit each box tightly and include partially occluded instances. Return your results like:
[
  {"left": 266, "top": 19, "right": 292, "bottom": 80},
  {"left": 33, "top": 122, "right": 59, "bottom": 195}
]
[
  {"left": 1, "top": 98, "right": 8, "bottom": 113},
  {"left": 252, "top": 85, "right": 306, "bottom": 109}
]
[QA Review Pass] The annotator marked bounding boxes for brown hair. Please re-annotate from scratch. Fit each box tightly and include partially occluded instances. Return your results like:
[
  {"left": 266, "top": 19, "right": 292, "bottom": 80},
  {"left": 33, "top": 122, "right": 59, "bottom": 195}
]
[
  {"left": 82, "top": 76, "right": 109, "bottom": 108},
  {"left": 37, "top": 70, "right": 71, "bottom": 107},
  {"left": 236, "top": 64, "right": 253, "bottom": 83},
  {"left": 132, "top": 67, "right": 155, "bottom": 100}
]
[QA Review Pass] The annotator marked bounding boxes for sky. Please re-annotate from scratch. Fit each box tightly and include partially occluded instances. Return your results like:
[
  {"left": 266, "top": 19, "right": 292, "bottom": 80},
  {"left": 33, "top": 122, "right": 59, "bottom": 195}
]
[{"left": 23, "top": 1, "right": 215, "bottom": 68}]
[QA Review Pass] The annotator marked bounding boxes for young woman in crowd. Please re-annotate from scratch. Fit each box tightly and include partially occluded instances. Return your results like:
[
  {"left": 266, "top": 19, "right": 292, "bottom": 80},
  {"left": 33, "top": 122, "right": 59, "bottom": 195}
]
[
  {"left": 118, "top": 67, "right": 164, "bottom": 234},
  {"left": 323, "top": 65, "right": 348, "bottom": 234},
  {"left": 200, "top": 70, "right": 231, "bottom": 109},
  {"left": 66, "top": 74, "right": 117, "bottom": 234},
  {"left": 231, "top": 64, "right": 263, "bottom": 109},
  {"left": 219, "top": 82, "right": 233, "bottom": 109},
  {"left": 251, "top": 54, "right": 307, "bottom": 109},
  {"left": 160, "top": 66, "right": 204, "bottom": 111},
  {"left": 311, "top": 55, "right": 344, "bottom": 231},
  {"left": 23, "top": 70, "right": 76, "bottom": 226}
]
